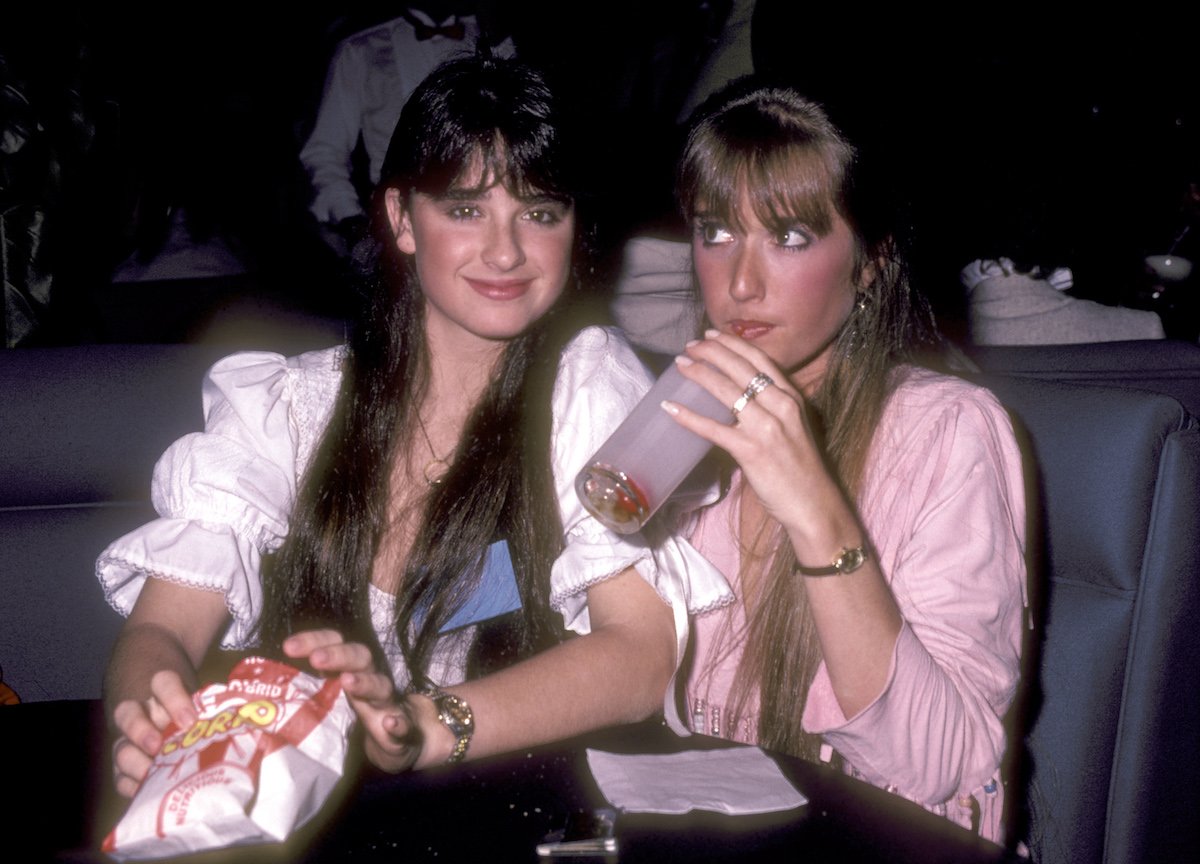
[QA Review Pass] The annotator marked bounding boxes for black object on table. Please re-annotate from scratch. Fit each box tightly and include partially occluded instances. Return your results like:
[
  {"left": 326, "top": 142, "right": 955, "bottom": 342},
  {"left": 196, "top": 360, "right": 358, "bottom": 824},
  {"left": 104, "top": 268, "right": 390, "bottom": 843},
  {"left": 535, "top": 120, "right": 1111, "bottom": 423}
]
[{"left": 9, "top": 700, "right": 1019, "bottom": 864}]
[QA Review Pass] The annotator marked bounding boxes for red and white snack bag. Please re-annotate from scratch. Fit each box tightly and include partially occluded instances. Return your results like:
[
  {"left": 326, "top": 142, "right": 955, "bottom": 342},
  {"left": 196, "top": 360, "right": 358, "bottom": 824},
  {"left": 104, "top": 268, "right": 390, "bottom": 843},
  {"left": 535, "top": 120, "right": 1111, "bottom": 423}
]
[{"left": 103, "top": 656, "right": 356, "bottom": 861}]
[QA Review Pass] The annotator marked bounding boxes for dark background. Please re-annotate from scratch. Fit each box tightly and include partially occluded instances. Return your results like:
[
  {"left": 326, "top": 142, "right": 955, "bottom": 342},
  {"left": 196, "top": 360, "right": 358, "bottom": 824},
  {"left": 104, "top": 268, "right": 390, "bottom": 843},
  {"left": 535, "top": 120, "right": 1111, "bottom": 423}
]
[{"left": 3, "top": 2, "right": 1196, "bottom": 344}]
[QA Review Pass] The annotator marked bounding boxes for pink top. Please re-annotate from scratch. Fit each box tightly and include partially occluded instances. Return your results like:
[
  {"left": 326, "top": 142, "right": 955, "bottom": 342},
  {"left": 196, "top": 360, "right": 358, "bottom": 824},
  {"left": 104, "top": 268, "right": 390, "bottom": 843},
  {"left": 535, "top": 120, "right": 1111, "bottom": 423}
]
[{"left": 685, "top": 367, "right": 1027, "bottom": 843}]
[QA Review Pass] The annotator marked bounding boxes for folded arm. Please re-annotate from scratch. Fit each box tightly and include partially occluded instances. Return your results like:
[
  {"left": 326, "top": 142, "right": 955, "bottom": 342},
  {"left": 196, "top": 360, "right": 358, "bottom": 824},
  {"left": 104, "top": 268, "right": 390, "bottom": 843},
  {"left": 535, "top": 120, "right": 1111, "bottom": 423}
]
[{"left": 804, "top": 379, "right": 1027, "bottom": 804}]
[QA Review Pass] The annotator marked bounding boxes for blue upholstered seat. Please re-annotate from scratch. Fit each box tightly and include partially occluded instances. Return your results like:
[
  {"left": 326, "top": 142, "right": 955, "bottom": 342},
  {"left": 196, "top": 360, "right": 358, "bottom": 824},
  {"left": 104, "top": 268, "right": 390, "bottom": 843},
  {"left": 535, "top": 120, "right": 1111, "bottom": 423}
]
[
  {"left": 977, "top": 374, "right": 1200, "bottom": 864},
  {"left": 0, "top": 339, "right": 332, "bottom": 702},
  {"left": 968, "top": 338, "right": 1200, "bottom": 418}
]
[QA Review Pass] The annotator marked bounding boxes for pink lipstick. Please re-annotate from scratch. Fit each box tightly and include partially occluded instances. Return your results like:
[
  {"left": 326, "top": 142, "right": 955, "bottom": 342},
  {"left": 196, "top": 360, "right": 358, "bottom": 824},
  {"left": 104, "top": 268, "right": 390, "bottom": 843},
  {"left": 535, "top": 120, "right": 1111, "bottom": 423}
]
[{"left": 465, "top": 278, "right": 532, "bottom": 301}]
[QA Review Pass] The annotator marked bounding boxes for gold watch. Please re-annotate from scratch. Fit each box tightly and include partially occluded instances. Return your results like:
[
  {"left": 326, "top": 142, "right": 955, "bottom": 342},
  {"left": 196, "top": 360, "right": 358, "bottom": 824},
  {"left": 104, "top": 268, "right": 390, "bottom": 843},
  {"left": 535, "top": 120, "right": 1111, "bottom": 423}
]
[{"left": 418, "top": 686, "right": 474, "bottom": 763}]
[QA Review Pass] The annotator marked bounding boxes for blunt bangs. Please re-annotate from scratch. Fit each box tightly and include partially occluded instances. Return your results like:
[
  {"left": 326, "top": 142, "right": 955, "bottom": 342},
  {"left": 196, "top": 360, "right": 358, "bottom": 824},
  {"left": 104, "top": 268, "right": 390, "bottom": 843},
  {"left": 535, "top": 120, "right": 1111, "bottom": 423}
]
[
  {"left": 679, "top": 88, "right": 854, "bottom": 239},
  {"left": 430, "top": 138, "right": 573, "bottom": 207},
  {"left": 383, "top": 57, "right": 577, "bottom": 205}
]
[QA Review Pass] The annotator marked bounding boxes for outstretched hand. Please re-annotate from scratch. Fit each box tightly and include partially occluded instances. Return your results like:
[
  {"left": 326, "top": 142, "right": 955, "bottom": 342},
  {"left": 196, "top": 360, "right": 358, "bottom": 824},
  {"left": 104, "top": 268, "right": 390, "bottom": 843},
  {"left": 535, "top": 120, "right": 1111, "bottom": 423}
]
[{"left": 283, "top": 630, "right": 447, "bottom": 772}]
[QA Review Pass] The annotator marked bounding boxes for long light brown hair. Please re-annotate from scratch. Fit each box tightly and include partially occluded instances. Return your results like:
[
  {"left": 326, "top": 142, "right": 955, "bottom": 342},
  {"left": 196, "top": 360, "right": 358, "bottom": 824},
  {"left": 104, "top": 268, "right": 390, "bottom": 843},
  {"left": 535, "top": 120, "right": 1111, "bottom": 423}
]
[{"left": 677, "top": 82, "right": 939, "bottom": 758}]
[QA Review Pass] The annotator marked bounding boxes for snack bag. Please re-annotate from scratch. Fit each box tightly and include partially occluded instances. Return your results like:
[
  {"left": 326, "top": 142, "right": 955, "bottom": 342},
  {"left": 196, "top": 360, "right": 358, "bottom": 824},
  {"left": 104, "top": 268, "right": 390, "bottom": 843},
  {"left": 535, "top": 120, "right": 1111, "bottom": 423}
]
[{"left": 103, "top": 657, "right": 356, "bottom": 861}]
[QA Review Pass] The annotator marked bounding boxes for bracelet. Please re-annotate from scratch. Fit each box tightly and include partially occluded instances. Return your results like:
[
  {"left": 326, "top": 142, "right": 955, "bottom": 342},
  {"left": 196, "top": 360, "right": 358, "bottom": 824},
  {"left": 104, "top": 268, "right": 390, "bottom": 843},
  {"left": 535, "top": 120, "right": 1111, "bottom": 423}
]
[
  {"left": 794, "top": 545, "right": 868, "bottom": 577},
  {"left": 414, "top": 685, "right": 474, "bottom": 764}
]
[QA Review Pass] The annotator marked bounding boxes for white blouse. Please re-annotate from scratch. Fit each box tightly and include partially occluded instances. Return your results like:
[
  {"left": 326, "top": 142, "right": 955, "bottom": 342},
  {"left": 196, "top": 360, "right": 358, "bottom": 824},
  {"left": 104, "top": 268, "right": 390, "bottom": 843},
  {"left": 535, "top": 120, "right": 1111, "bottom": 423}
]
[{"left": 97, "top": 326, "right": 732, "bottom": 700}]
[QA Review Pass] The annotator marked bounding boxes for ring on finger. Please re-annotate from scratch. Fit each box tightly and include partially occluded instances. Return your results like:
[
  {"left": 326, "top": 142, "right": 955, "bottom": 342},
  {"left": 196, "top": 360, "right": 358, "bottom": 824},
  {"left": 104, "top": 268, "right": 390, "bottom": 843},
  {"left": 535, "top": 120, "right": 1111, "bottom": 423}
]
[
  {"left": 730, "top": 372, "right": 775, "bottom": 416},
  {"left": 112, "top": 736, "right": 131, "bottom": 779}
]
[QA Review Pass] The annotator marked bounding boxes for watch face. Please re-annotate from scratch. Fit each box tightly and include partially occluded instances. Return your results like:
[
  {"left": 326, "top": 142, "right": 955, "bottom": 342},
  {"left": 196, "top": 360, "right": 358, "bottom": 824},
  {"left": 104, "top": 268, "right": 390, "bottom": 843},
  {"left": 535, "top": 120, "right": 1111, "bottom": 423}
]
[
  {"left": 439, "top": 694, "right": 473, "bottom": 733},
  {"left": 836, "top": 547, "right": 866, "bottom": 573}
]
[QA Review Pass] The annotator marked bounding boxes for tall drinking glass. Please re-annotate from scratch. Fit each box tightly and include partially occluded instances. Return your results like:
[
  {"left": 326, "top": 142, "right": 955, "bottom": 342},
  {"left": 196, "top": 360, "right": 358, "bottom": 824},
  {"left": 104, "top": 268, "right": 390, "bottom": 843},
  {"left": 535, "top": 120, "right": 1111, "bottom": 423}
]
[{"left": 576, "top": 362, "right": 733, "bottom": 534}]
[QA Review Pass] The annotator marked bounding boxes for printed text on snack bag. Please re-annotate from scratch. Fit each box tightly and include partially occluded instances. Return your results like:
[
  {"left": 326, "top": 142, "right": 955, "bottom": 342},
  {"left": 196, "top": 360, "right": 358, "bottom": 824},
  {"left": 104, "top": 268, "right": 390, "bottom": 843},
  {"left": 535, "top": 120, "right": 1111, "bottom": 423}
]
[{"left": 161, "top": 700, "right": 278, "bottom": 754}]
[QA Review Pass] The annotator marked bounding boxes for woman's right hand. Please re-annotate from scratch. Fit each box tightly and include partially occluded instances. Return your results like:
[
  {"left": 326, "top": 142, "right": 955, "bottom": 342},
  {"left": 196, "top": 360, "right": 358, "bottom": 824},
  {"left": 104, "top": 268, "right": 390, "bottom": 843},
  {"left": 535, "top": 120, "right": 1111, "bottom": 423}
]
[
  {"left": 104, "top": 578, "right": 230, "bottom": 796},
  {"left": 110, "top": 670, "right": 199, "bottom": 798}
]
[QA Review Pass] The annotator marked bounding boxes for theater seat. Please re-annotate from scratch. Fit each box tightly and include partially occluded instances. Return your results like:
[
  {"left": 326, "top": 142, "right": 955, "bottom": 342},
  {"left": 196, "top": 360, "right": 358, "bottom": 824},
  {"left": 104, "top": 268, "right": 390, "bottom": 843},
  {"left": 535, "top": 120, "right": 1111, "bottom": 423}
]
[
  {"left": 968, "top": 338, "right": 1200, "bottom": 418},
  {"left": 0, "top": 337, "right": 336, "bottom": 702},
  {"left": 976, "top": 375, "right": 1200, "bottom": 864}
]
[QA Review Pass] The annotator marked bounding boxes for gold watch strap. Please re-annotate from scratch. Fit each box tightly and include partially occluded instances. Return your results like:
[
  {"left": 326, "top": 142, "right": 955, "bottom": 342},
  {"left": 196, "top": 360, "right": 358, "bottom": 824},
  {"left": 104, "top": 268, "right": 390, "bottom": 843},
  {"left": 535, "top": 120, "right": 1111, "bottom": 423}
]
[{"left": 416, "top": 685, "right": 474, "bottom": 764}]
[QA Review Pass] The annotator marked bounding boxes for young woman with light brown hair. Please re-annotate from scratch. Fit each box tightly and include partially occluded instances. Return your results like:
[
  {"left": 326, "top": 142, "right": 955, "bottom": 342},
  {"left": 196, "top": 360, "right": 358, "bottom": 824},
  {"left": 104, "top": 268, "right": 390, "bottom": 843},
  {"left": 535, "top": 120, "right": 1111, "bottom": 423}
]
[{"left": 664, "top": 81, "right": 1026, "bottom": 843}]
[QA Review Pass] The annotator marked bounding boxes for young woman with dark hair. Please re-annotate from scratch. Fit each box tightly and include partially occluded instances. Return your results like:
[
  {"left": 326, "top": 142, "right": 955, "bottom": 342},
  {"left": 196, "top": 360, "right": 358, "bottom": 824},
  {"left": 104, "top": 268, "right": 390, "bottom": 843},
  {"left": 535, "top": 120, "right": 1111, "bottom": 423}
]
[
  {"left": 99, "top": 55, "right": 726, "bottom": 792},
  {"left": 664, "top": 82, "right": 1026, "bottom": 843}
]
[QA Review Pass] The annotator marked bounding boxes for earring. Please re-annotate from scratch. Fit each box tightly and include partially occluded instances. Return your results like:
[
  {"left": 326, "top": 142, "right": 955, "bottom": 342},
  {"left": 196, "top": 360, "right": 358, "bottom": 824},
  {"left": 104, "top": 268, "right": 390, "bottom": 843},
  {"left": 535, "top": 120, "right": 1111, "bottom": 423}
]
[{"left": 843, "top": 293, "right": 870, "bottom": 356}]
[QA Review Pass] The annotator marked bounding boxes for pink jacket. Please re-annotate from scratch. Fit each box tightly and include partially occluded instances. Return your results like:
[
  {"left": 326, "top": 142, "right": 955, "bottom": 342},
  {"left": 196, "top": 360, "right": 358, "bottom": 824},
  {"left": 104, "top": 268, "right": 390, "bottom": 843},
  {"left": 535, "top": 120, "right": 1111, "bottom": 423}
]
[{"left": 685, "top": 367, "right": 1027, "bottom": 843}]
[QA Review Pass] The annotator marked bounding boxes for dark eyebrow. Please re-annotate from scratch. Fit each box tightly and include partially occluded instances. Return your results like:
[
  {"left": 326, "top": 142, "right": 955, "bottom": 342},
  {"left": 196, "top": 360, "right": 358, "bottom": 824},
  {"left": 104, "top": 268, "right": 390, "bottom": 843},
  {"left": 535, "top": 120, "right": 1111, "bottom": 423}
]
[
  {"left": 434, "top": 187, "right": 490, "bottom": 202},
  {"left": 524, "top": 194, "right": 572, "bottom": 209},
  {"left": 431, "top": 188, "right": 571, "bottom": 208}
]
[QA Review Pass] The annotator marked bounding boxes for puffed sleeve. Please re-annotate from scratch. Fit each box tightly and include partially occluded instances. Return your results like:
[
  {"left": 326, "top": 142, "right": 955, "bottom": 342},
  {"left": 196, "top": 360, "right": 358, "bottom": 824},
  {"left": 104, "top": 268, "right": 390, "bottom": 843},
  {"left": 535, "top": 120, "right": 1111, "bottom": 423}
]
[
  {"left": 547, "top": 327, "right": 733, "bottom": 637},
  {"left": 96, "top": 348, "right": 344, "bottom": 648},
  {"left": 802, "top": 373, "right": 1026, "bottom": 810}
]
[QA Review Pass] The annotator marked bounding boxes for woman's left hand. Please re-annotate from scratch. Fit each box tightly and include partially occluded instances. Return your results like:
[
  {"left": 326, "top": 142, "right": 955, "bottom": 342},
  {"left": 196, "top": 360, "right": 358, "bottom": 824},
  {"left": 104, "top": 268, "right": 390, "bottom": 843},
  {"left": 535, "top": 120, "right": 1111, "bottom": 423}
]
[
  {"left": 283, "top": 630, "right": 449, "bottom": 772},
  {"left": 664, "top": 330, "right": 845, "bottom": 537}
]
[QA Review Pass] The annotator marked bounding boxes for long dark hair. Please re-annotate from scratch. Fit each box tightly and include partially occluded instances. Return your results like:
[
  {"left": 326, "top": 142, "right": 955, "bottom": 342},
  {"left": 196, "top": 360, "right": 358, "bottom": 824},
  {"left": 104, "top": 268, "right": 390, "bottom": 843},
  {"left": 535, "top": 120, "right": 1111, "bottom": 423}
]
[
  {"left": 677, "top": 82, "right": 939, "bottom": 758},
  {"left": 259, "top": 55, "right": 594, "bottom": 686}
]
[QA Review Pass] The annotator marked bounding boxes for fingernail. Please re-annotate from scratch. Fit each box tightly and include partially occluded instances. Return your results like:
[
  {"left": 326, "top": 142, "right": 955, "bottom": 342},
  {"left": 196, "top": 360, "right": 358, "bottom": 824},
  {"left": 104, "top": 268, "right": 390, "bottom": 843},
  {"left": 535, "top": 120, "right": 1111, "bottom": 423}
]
[
  {"left": 684, "top": 338, "right": 700, "bottom": 348},
  {"left": 660, "top": 400, "right": 679, "bottom": 416},
  {"left": 674, "top": 354, "right": 694, "bottom": 367},
  {"left": 705, "top": 328, "right": 720, "bottom": 338}
]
